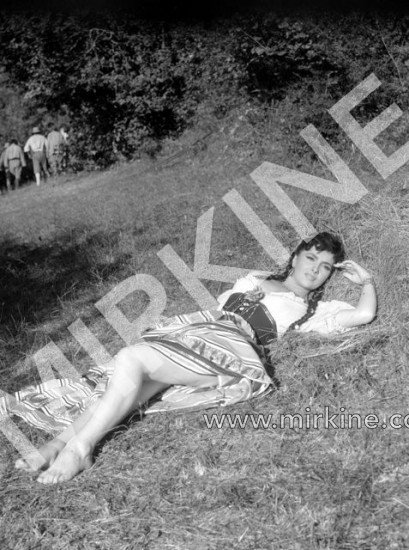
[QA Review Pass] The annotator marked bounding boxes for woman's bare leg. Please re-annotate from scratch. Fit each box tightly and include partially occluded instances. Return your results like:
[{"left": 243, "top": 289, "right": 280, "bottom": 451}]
[
  {"left": 17, "top": 369, "right": 166, "bottom": 473},
  {"left": 16, "top": 368, "right": 159, "bottom": 473},
  {"left": 15, "top": 401, "right": 100, "bottom": 472},
  {"left": 36, "top": 344, "right": 217, "bottom": 484},
  {"left": 16, "top": 352, "right": 171, "bottom": 473}
]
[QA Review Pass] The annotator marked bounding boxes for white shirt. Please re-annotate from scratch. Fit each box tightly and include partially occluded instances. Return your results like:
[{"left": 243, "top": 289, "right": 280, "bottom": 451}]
[
  {"left": 24, "top": 134, "right": 48, "bottom": 153},
  {"left": 218, "top": 272, "right": 355, "bottom": 337}
]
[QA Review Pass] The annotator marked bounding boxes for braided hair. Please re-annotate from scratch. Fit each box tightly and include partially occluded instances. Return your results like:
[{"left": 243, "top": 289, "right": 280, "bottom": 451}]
[{"left": 266, "top": 232, "right": 346, "bottom": 332}]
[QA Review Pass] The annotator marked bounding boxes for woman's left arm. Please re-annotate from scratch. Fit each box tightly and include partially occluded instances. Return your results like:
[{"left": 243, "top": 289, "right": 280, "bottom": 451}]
[{"left": 332, "top": 260, "right": 377, "bottom": 328}]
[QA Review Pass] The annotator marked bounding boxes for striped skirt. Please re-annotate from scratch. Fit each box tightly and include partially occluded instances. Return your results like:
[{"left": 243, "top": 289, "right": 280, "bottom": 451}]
[{"left": 0, "top": 310, "right": 274, "bottom": 435}]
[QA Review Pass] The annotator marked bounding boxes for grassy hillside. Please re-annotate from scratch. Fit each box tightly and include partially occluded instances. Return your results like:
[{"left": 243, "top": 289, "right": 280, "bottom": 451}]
[{"left": 1, "top": 96, "right": 409, "bottom": 549}]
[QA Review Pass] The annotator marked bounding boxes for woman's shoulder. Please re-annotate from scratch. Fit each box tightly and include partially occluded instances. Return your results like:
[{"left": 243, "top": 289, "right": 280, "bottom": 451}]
[
  {"left": 235, "top": 271, "right": 272, "bottom": 289},
  {"left": 247, "top": 270, "right": 270, "bottom": 280},
  {"left": 245, "top": 272, "right": 292, "bottom": 293}
]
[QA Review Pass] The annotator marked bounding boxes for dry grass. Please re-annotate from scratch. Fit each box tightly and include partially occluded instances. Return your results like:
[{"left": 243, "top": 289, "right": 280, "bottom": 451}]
[{"left": 1, "top": 110, "right": 409, "bottom": 549}]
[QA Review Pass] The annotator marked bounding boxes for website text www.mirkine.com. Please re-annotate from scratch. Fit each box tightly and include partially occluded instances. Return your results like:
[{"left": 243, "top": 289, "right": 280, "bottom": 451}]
[{"left": 202, "top": 407, "right": 409, "bottom": 430}]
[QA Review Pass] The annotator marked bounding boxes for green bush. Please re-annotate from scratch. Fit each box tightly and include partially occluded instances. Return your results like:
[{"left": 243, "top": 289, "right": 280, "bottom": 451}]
[
  {"left": 0, "top": 13, "right": 245, "bottom": 168},
  {"left": 0, "top": 9, "right": 408, "bottom": 169}
]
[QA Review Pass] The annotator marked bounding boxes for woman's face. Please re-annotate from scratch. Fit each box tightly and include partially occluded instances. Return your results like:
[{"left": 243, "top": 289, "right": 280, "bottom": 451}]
[{"left": 292, "top": 246, "right": 335, "bottom": 291}]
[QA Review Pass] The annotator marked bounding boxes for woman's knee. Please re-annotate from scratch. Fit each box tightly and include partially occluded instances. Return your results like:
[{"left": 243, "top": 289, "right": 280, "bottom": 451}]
[
  {"left": 115, "top": 346, "right": 136, "bottom": 364},
  {"left": 115, "top": 344, "right": 158, "bottom": 376},
  {"left": 114, "top": 346, "right": 145, "bottom": 377}
]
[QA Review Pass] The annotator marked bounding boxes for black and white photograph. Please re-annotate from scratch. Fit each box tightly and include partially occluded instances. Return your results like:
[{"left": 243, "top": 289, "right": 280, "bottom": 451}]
[{"left": 0, "top": 0, "right": 408, "bottom": 548}]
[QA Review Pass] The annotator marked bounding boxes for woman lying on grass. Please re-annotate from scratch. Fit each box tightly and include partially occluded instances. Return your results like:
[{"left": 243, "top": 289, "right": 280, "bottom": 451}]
[{"left": 8, "top": 232, "right": 376, "bottom": 483}]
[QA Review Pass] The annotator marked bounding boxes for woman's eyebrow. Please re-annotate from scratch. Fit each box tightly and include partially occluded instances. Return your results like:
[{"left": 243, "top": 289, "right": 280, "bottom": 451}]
[
  {"left": 322, "top": 261, "right": 336, "bottom": 271},
  {"left": 308, "top": 252, "right": 333, "bottom": 268}
]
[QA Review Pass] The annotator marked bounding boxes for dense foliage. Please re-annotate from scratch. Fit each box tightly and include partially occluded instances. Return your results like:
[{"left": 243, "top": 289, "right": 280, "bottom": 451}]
[{"left": 0, "top": 9, "right": 408, "bottom": 168}]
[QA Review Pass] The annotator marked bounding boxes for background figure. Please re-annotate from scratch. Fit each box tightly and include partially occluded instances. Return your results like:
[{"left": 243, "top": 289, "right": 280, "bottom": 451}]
[
  {"left": 59, "top": 125, "right": 69, "bottom": 171},
  {"left": 47, "top": 123, "right": 66, "bottom": 176},
  {"left": 4, "top": 139, "right": 26, "bottom": 190},
  {"left": 24, "top": 126, "right": 48, "bottom": 186},
  {"left": 0, "top": 141, "right": 10, "bottom": 193}
]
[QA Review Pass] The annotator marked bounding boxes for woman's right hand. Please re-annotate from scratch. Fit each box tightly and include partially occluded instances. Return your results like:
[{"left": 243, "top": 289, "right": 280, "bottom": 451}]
[
  {"left": 334, "top": 260, "right": 373, "bottom": 286},
  {"left": 332, "top": 260, "right": 377, "bottom": 328}
]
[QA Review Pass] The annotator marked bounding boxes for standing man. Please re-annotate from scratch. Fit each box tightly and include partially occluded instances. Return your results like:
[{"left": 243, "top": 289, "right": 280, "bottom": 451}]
[
  {"left": 24, "top": 127, "right": 48, "bottom": 186},
  {"left": 4, "top": 139, "right": 26, "bottom": 190},
  {"left": 0, "top": 141, "right": 10, "bottom": 193},
  {"left": 46, "top": 123, "right": 65, "bottom": 176},
  {"left": 59, "top": 125, "right": 69, "bottom": 171}
]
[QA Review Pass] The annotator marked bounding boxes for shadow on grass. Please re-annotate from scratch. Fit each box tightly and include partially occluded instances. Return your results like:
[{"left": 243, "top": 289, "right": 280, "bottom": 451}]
[{"left": 0, "top": 229, "right": 132, "bottom": 337}]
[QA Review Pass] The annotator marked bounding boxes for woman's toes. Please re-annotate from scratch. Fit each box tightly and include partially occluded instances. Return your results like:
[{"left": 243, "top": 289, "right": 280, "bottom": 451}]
[
  {"left": 36, "top": 445, "right": 93, "bottom": 484},
  {"left": 15, "top": 458, "right": 34, "bottom": 471},
  {"left": 15, "top": 452, "right": 46, "bottom": 472}
]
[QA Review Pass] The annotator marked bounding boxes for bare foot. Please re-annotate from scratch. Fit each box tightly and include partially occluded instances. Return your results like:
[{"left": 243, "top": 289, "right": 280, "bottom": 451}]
[
  {"left": 37, "top": 439, "right": 93, "bottom": 484},
  {"left": 15, "top": 439, "right": 66, "bottom": 472}
]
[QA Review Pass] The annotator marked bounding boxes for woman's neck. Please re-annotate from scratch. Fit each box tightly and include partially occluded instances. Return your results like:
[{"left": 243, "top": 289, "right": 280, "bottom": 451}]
[{"left": 282, "top": 277, "right": 309, "bottom": 301}]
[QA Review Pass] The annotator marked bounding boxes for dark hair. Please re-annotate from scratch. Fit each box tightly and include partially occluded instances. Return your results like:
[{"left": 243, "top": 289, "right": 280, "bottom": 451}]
[{"left": 267, "top": 232, "right": 346, "bottom": 331}]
